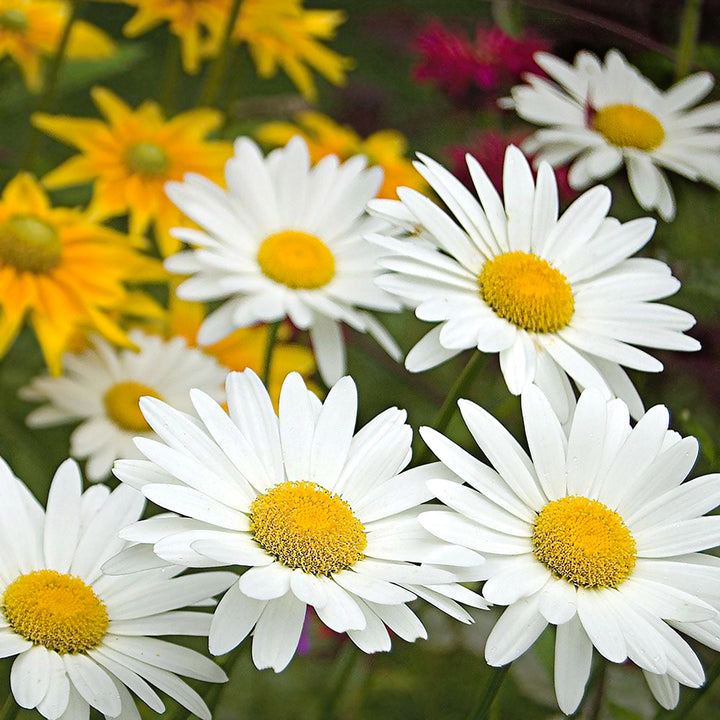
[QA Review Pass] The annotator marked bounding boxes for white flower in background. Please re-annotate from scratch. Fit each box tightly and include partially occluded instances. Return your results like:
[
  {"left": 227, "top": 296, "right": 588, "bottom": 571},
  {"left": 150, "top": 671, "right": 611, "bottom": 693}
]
[
  {"left": 505, "top": 49, "right": 720, "bottom": 220},
  {"left": 20, "top": 330, "right": 228, "bottom": 481},
  {"left": 163, "top": 136, "right": 403, "bottom": 386},
  {"left": 0, "top": 458, "right": 236, "bottom": 720},
  {"left": 368, "top": 145, "right": 699, "bottom": 421},
  {"left": 113, "top": 369, "right": 487, "bottom": 671},
  {"left": 420, "top": 384, "right": 720, "bottom": 714}
]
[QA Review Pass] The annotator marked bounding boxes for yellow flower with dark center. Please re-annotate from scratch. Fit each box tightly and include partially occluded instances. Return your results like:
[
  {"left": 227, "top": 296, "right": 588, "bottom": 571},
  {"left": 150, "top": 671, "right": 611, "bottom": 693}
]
[
  {"left": 119, "top": 0, "right": 227, "bottom": 74},
  {"left": 234, "top": 0, "right": 352, "bottom": 101},
  {"left": 0, "top": 0, "right": 114, "bottom": 90},
  {"left": 257, "top": 111, "right": 427, "bottom": 199},
  {"left": 0, "top": 173, "right": 163, "bottom": 374},
  {"left": 32, "top": 87, "right": 233, "bottom": 256},
  {"left": 163, "top": 294, "right": 319, "bottom": 409},
  {"left": 114, "top": 0, "right": 350, "bottom": 97}
]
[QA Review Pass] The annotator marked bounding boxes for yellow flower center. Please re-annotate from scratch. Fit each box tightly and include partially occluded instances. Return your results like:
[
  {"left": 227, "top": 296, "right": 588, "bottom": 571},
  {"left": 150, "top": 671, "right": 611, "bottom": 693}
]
[
  {"left": 2, "top": 570, "right": 109, "bottom": 654},
  {"left": 0, "top": 215, "right": 62, "bottom": 274},
  {"left": 125, "top": 142, "right": 170, "bottom": 177},
  {"left": 250, "top": 481, "right": 367, "bottom": 575},
  {"left": 532, "top": 496, "right": 637, "bottom": 589},
  {"left": 592, "top": 104, "right": 665, "bottom": 152},
  {"left": 104, "top": 381, "right": 163, "bottom": 432},
  {"left": 0, "top": 9, "right": 28, "bottom": 32},
  {"left": 257, "top": 230, "right": 335, "bottom": 289},
  {"left": 479, "top": 251, "right": 575, "bottom": 333}
]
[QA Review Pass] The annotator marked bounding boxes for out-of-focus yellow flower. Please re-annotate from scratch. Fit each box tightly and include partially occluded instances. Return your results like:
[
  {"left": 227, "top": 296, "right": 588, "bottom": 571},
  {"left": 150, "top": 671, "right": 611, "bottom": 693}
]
[
  {"left": 235, "top": 0, "right": 352, "bottom": 101},
  {"left": 32, "top": 87, "right": 233, "bottom": 257},
  {"left": 114, "top": 0, "right": 350, "bottom": 98},
  {"left": 0, "top": 173, "right": 163, "bottom": 374},
  {"left": 256, "top": 111, "right": 427, "bottom": 199},
  {"left": 165, "top": 294, "right": 319, "bottom": 409},
  {"left": 0, "top": 0, "right": 114, "bottom": 91},
  {"left": 119, "top": 0, "right": 227, "bottom": 74}
]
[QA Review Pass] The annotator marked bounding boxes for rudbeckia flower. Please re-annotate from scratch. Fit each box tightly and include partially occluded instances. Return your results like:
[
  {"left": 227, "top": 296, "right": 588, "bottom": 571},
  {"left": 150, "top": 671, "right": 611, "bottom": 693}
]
[
  {"left": 32, "top": 87, "right": 233, "bottom": 256},
  {"left": 0, "top": 0, "right": 113, "bottom": 91},
  {"left": 0, "top": 173, "right": 161, "bottom": 374}
]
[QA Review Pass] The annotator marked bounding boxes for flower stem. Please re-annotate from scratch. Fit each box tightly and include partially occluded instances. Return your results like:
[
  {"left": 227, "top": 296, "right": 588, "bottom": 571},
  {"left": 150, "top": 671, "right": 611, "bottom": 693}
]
[
  {"left": 675, "top": 0, "right": 703, "bottom": 80},
  {"left": 584, "top": 659, "right": 607, "bottom": 720},
  {"left": 467, "top": 664, "right": 511, "bottom": 720},
  {"left": 23, "top": 0, "right": 85, "bottom": 170},
  {"left": 262, "top": 320, "right": 282, "bottom": 388},
  {"left": 159, "top": 34, "right": 182, "bottom": 114},
  {"left": 0, "top": 694, "right": 19, "bottom": 720},
  {"left": 320, "top": 642, "right": 359, "bottom": 720},
  {"left": 198, "top": 0, "right": 243, "bottom": 106},
  {"left": 655, "top": 658, "right": 720, "bottom": 720},
  {"left": 413, "top": 351, "right": 486, "bottom": 465}
]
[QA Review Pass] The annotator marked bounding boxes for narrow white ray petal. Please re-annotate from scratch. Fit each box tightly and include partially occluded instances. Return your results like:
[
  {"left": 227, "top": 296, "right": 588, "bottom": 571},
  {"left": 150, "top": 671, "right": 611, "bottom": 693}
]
[
  {"left": 251, "top": 593, "right": 306, "bottom": 671},
  {"left": 485, "top": 594, "right": 547, "bottom": 666},
  {"left": 554, "top": 615, "right": 593, "bottom": 715},
  {"left": 63, "top": 654, "right": 122, "bottom": 717},
  {"left": 11, "top": 645, "right": 50, "bottom": 709},
  {"left": 209, "top": 584, "right": 266, "bottom": 656},
  {"left": 43, "top": 460, "right": 82, "bottom": 574}
]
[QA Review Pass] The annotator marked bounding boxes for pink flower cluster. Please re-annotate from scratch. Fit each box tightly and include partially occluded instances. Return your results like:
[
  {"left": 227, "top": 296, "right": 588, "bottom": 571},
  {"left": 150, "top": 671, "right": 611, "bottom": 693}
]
[{"left": 413, "top": 20, "right": 549, "bottom": 107}]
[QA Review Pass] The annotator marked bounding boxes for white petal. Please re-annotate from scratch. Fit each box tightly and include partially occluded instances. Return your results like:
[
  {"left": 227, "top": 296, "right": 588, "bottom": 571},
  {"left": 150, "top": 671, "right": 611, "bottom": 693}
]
[
  {"left": 11, "top": 645, "right": 51, "bottom": 709},
  {"left": 575, "top": 589, "right": 627, "bottom": 663},
  {"left": 43, "top": 460, "right": 82, "bottom": 573},
  {"left": 554, "top": 615, "right": 593, "bottom": 715},
  {"left": 63, "top": 654, "right": 121, "bottom": 717},
  {"left": 251, "top": 593, "right": 306, "bottom": 671},
  {"left": 238, "top": 563, "right": 292, "bottom": 600},
  {"left": 313, "top": 579, "right": 366, "bottom": 632},
  {"left": 209, "top": 584, "right": 266, "bottom": 656},
  {"left": 484, "top": 594, "right": 547, "bottom": 666}
]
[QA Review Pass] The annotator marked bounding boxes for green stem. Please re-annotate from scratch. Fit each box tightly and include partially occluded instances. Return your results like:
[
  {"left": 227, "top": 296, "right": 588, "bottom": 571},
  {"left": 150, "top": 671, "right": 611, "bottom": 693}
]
[
  {"left": 584, "top": 659, "right": 607, "bottom": 720},
  {"left": 0, "top": 694, "right": 20, "bottom": 720},
  {"left": 320, "top": 642, "right": 359, "bottom": 720},
  {"left": 655, "top": 658, "right": 720, "bottom": 720},
  {"left": 198, "top": 0, "right": 243, "bottom": 106},
  {"left": 467, "top": 664, "right": 511, "bottom": 720},
  {"left": 23, "top": 0, "right": 85, "bottom": 170},
  {"left": 262, "top": 320, "right": 282, "bottom": 388},
  {"left": 159, "top": 34, "right": 182, "bottom": 114},
  {"left": 413, "top": 351, "right": 486, "bottom": 465},
  {"left": 675, "top": 0, "right": 703, "bottom": 80}
]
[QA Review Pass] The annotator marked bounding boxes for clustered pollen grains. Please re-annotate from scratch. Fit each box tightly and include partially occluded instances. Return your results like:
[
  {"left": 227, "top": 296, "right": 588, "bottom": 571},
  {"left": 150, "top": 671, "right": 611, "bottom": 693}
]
[
  {"left": 250, "top": 480, "right": 367, "bottom": 575},
  {"left": 3, "top": 569, "right": 109, "bottom": 654},
  {"left": 479, "top": 251, "right": 575, "bottom": 333},
  {"left": 532, "top": 495, "right": 637, "bottom": 589}
]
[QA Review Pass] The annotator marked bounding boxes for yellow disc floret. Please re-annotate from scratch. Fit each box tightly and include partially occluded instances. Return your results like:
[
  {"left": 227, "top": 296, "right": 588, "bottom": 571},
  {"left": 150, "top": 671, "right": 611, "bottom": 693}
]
[
  {"left": 532, "top": 496, "right": 637, "bottom": 588},
  {"left": 479, "top": 252, "right": 575, "bottom": 333},
  {"left": 593, "top": 104, "right": 665, "bottom": 152},
  {"left": 104, "top": 381, "right": 163, "bottom": 432},
  {"left": 3, "top": 570, "right": 109, "bottom": 654},
  {"left": 125, "top": 142, "right": 170, "bottom": 177},
  {"left": 257, "top": 230, "right": 335, "bottom": 289},
  {"left": 0, "top": 215, "right": 62, "bottom": 273},
  {"left": 250, "top": 480, "right": 367, "bottom": 575}
]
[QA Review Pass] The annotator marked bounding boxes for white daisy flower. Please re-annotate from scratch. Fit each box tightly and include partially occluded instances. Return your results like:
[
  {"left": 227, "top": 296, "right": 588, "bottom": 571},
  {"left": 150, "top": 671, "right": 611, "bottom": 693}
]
[
  {"left": 367, "top": 145, "right": 699, "bottom": 421},
  {"left": 0, "top": 457, "right": 236, "bottom": 720},
  {"left": 419, "top": 384, "right": 720, "bottom": 714},
  {"left": 112, "top": 369, "right": 488, "bottom": 672},
  {"left": 505, "top": 49, "right": 720, "bottom": 221},
  {"left": 20, "top": 330, "right": 228, "bottom": 482},
  {"left": 163, "top": 136, "right": 403, "bottom": 386}
]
